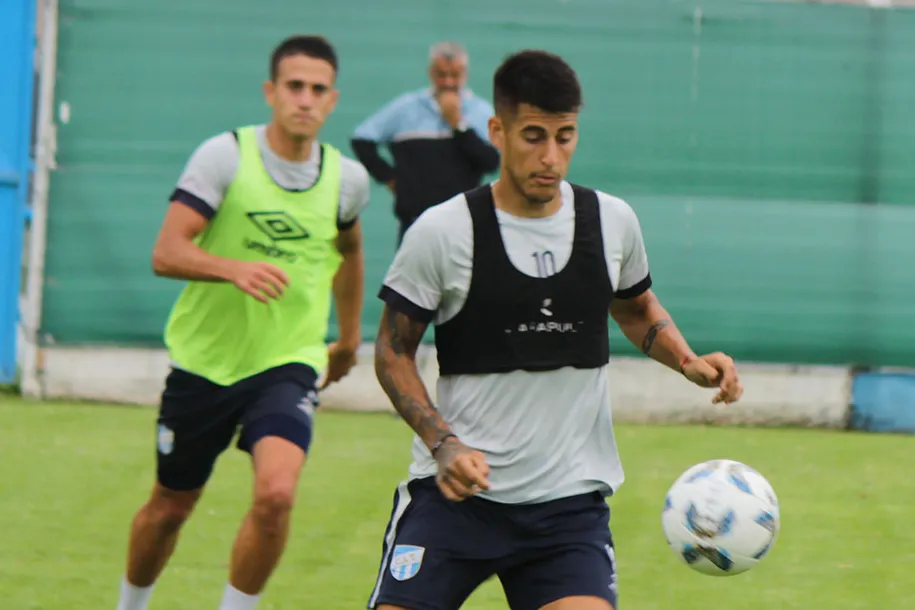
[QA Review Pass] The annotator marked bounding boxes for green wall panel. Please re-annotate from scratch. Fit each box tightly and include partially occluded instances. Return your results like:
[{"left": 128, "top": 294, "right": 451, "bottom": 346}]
[{"left": 42, "top": 0, "right": 915, "bottom": 367}]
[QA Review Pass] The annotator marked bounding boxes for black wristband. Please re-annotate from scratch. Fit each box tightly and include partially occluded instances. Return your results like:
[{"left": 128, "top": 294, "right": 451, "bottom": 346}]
[{"left": 430, "top": 434, "right": 457, "bottom": 458}]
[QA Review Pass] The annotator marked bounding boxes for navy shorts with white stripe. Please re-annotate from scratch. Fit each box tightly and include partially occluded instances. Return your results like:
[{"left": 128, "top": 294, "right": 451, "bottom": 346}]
[{"left": 366, "top": 477, "right": 619, "bottom": 610}]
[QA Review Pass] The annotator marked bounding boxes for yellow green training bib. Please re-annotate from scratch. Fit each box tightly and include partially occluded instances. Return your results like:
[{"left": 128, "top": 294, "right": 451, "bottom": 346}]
[{"left": 163, "top": 125, "right": 343, "bottom": 386}]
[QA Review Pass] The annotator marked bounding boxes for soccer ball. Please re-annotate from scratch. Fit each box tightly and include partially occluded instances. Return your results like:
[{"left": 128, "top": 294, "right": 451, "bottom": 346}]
[{"left": 661, "top": 459, "right": 780, "bottom": 576}]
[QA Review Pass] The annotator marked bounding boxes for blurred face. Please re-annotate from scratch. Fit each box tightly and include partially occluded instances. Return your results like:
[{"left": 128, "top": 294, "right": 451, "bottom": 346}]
[
  {"left": 264, "top": 54, "right": 338, "bottom": 139},
  {"left": 428, "top": 55, "right": 467, "bottom": 95},
  {"left": 489, "top": 103, "right": 579, "bottom": 205}
]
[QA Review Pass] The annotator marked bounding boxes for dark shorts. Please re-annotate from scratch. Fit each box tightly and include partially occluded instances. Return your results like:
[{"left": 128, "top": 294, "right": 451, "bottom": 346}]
[
  {"left": 155, "top": 362, "right": 319, "bottom": 491},
  {"left": 367, "top": 477, "right": 618, "bottom": 610}
]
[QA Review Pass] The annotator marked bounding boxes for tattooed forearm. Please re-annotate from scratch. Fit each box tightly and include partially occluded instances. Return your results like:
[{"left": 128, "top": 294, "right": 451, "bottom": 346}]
[
  {"left": 377, "top": 370, "right": 452, "bottom": 444},
  {"left": 641, "top": 319, "right": 671, "bottom": 355},
  {"left": 611, "top": 290, "right": 695, "bottom": 373},
  {"left": 375, "top": 305, "right": 453, "bottom": 449}
]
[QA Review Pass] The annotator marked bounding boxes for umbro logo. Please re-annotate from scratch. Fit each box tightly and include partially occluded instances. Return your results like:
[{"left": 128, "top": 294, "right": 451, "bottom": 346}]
[
  {"left": 247, "top": 211, "right": 309, "bottom": 241},
  {"left": 297, "top": 390, "right": 319, "bottom": 418}
]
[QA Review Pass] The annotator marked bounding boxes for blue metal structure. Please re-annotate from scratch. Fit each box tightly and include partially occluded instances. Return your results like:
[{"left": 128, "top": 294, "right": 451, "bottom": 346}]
[{"left": 0, "top": 0, "right": 37, "bottom": 383}]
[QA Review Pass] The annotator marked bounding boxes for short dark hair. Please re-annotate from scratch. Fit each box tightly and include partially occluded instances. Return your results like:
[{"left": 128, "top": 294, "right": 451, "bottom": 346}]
[
  {"left": 493, "top": 50, "right": 582, "bottom": 117},
  {"left": 270, "top": 35, "right": 338, "bottom": 81}
]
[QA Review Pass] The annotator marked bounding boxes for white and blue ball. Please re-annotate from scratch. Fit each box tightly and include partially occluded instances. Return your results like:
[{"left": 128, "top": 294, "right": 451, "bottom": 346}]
[{"left": 661, "top": 459, "right": 780, "bottom": 576}]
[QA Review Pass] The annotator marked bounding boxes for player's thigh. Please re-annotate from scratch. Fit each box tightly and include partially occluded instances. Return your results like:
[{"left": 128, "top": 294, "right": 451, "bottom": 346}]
[
  {"left": 367, "top": 478, "right": 501, "bottom": 610},
  {"left": 237, "top": 363, "right": 319, "bottom": 460},
  {"left": 499, "top": 495, "right": 618, "bottom": 610},
  {"left": 156, "top": 368, "right": 243, "bottom": 492},
  {"left": 249, "top": 436, "right": 307, "bottom": 510}
]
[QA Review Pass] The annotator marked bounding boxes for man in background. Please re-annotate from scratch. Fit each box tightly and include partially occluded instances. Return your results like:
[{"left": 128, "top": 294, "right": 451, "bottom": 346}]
[{"left": 350, "top": 41, "right": 499, "bottom": 244}]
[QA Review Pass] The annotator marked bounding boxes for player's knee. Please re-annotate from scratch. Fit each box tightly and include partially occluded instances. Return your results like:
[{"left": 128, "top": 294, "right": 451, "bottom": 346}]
[
  {"left": 145, "top": 485, "right": 201, "bottom": 532},
  {"left": 251, "top": 479, "right": 296, "bottom": 534}
]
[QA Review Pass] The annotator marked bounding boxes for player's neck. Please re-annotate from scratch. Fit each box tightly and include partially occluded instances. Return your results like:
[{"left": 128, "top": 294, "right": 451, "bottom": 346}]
[
  {"left": 491, "top": 179, "right": 562, "bottom": 219},
  {"left": 266, "top": 122, "right": 314, "bottom": 162}
]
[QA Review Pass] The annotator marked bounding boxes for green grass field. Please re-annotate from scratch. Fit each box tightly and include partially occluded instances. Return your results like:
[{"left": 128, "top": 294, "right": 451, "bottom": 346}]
[{"left": 2, "top": 396, "right": 912, "bottom": 609}]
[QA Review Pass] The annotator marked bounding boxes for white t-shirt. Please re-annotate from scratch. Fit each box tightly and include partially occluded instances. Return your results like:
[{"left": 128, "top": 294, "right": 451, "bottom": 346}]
[
  {"left": 173, "top": 124, "right": 370, "bottom": 224},
  {"left": 381, "top": 181, "right": 652, "bottom": 504}
]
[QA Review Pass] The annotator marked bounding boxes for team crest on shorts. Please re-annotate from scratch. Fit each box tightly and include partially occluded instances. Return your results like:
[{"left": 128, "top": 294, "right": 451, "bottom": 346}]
[
  {"left": 157, "top": 424, "right": 174, "bottom": 455},
  {"left": 390, "top": 545, "right": 425, "bottom": 581}
]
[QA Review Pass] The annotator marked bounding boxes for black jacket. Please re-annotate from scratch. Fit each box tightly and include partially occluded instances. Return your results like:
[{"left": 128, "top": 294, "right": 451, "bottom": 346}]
[{"left": 350, "top": 88, "right": 499, "bottom": 228}]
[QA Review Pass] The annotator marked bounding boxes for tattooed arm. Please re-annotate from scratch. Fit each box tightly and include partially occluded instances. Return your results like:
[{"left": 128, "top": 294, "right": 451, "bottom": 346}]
[
  {"left": 375, "top": 303, "right": 491, "bottom": 499},
  {"left": 605, "top": 201, "right": 742, "bottom": 402},
  {"left": 609, "top": 289, "right": 697, "bottom": 373},
  {"left": 374, "top": 304, "right": 454, "bottom": 450},
  {"left": 610, "top": 289, "right": 744, "bottom": 402}
]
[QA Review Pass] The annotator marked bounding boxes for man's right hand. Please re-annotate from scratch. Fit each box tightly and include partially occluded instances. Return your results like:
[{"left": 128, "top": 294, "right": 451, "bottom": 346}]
[
  {"left": 386, "top": 179, "right": 396, "bottom": 195},
  {"left": 230, "top": 261, "right": 290, "bottom": 303},
  {"left": 437, "top": 90, "right": 462, "bottom": 128},
  {"left": 433, "top": 436, "right": 491, "bottom": 502}
]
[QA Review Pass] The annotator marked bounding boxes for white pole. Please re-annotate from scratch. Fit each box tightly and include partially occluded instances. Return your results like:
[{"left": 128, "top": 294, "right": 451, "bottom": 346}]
[{"left": 21, "top": 0, "right": 59, "bottom": 399}]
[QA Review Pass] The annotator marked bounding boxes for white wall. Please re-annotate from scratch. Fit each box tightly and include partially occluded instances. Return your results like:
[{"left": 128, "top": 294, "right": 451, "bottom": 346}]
[{"left": 25, "top": 344, "right": 852, "bottom": 429}]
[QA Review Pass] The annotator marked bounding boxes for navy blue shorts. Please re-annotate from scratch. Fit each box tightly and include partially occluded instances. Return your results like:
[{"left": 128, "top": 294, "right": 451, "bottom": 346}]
[
  {"left": 155, "top": 362, "right": 318, "bottom": 491},
  {"left": 367, "top": 477, "right": 618, "bottom": 610}
]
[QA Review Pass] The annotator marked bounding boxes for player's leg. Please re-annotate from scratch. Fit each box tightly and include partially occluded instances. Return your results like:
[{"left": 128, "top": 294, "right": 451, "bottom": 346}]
[
  {"left": 367, "top": 477, "right": 500, "bottom": 610},
  {"left": 117, "top": 484, "right": 202, "bottom": 610},
  {"left": 116, "top": 368, "right": 241, "bottom": 610},
  {"left": 220, "top": 437, "right": 305, "bottom": 607},
  {"left": 498, "top": 492, "right": 618, "bottom": 610},
  {"left": 217, "top": 364, "right": 316, "bottom": 608},
  {"left": 123, "top": 485, "right": 202, "bottom": 585}
]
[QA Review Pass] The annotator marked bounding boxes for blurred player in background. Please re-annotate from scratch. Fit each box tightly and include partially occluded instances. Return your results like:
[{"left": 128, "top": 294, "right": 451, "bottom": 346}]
[
  {"left": 114, "top": 35, "right": 369, "bottom": 610},
  {"left": 369, "top": 49, "right": 743, "bottom": 610},
  {"left": 350, "top": 40, "right": 499, "bottom": 244}
]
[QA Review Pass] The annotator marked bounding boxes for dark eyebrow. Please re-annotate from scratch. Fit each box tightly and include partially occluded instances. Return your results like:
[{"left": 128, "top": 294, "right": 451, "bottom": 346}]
[
  {"left": 519, "top": 125, "right": 576, "bottom": 135},
  {"left": 286, "top": 79, "right": 330, "bottom": 90}
]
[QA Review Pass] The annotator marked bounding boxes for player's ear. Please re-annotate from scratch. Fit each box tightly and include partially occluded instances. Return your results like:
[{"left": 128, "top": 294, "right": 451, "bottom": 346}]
[
  {"left": 263, "top": 80, "right": 276, "bottom": 108},
  {"left": 489, "top": 116, "right": 505, "bottom": 152},
  {"left": 327, "top": 87, "right": 340, "bottom": 114}
]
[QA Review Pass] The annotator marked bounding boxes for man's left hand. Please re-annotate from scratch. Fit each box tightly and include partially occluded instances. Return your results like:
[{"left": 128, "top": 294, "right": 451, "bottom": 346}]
[
  {"left": 438, "top": 90, "right": 462, "bottom": 128},
  {"left": 321, "top": 342, "right": 359, "bottom": 389},
  {"left": 681, "top": 352, "right": 743, "bottom": 404}
]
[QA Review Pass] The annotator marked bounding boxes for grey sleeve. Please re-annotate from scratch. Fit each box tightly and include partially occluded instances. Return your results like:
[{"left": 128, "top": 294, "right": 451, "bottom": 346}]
[
  {"left": 170, "top": 132, "right": 240, "bottom": 219},
  {"left": 616, "top": 202, "right": 652, "bottom": 299},
  {"left": 337, "top": 156, "right": 371, "bottom": 230},
  {"left": 378, "top": 211, "right": 447, "bottom": 322}
]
